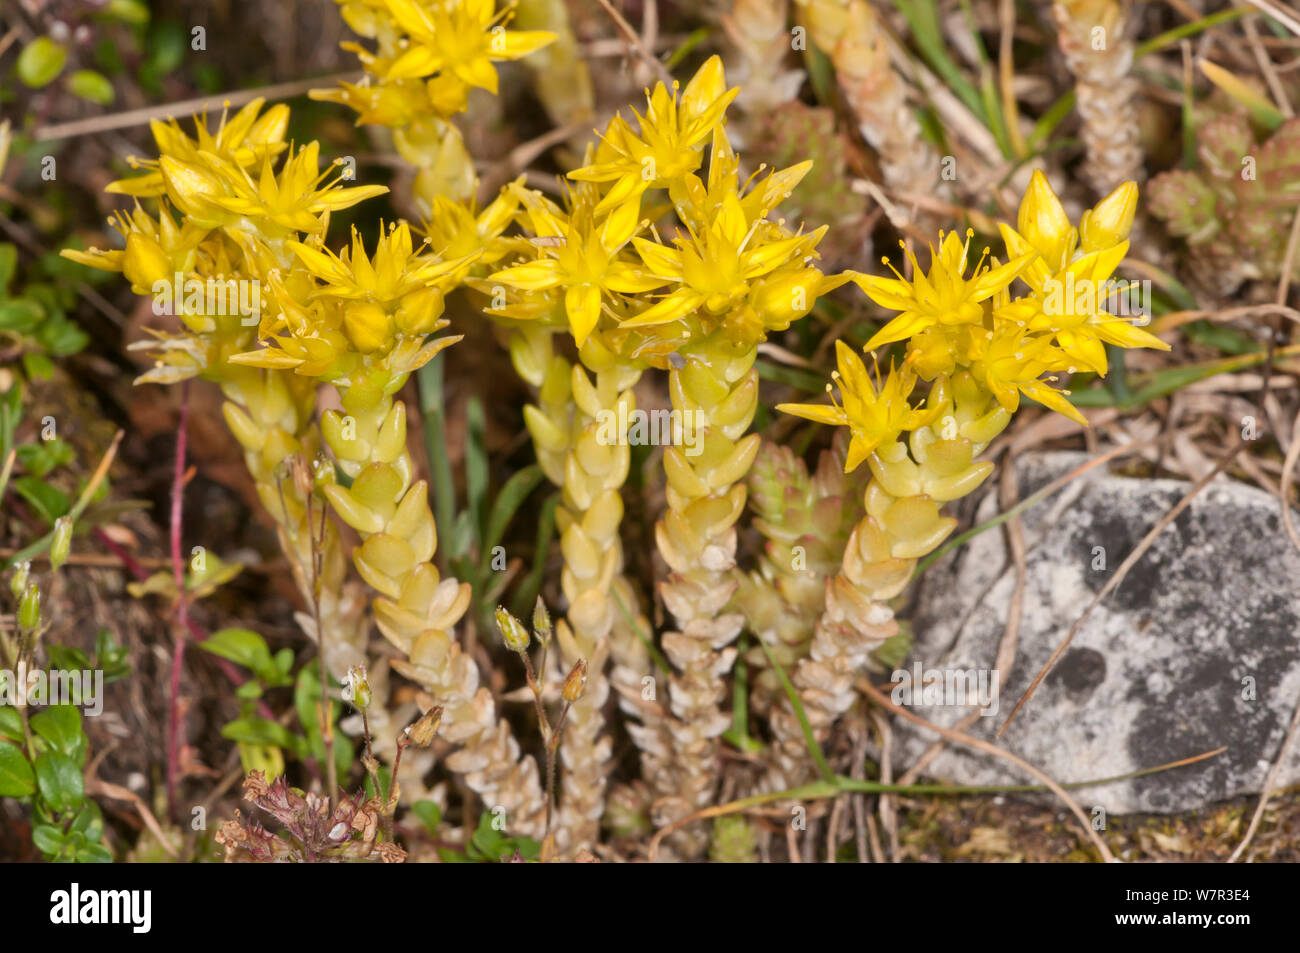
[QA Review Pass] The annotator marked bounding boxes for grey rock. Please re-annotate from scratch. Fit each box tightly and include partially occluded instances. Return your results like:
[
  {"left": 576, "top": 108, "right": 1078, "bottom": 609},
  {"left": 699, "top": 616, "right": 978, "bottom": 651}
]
[{"left": 891, "top": 451, "right": 1300, "bottom": 814}]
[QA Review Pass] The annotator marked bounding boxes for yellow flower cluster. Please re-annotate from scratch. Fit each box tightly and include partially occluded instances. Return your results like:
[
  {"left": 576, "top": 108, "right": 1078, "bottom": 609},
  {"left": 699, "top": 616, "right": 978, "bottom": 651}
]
[
  {"left": 781, "top": 171, "right": 1168, "bottom": 470},
  {"left": 764, "top": 172, "right": 1169, "bottom": 787},
  {"left": 315, "top": 0, "right": 555, "bottom": 203},
  {"left": 487, "top": 55, "right": 844, "bottom": 361}
]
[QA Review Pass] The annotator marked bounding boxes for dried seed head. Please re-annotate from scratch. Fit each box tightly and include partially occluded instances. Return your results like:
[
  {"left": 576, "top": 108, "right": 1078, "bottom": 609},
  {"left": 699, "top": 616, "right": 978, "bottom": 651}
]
[
  {"left": 532, "top": 596, "right": 552, "bottom": 646},
  {"left": 562, "top": 658, "right": 588, "bottom": 703},
  {"left": 495, "top": 605, "right": 530, "bottom": 654},
  {"left": 342, "top": 665, "right": 371, "bottom": 710},
  {"left": 405, "top": 705, "right": 443, "bottom": 747}
]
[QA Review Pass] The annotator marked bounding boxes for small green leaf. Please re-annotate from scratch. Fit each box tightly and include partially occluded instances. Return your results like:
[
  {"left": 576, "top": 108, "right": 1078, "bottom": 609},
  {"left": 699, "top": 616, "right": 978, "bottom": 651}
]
[
  {"left": 17, "top": 37, "right": 68, "bottom": 89},
  {"left": 0, "top": 299, "right": 43, "bottom": 333},
  {"left": 293, "top": 666, "right": 352, "bottom": 776},
  {"left": 75, "top": 843, "right": 113, "bottom": 863},
  {"left": 66, "top": 70, "right": 115, "bottom": 106},
  {"left": 101, "top": 0, "right": 150, "bottom": 26},
  {"left": 21, "top": 352, "right": 54, "bottom": 380},
  {"left": 0, "top": 739, "right": 35, "bottom": 797},
  {"left": 0, "top": 244, "right": 16, "bottom": 292},
  {"left": 32, "top": 824, "right": 67, "bottom": 857},
  {"left": 483, "top": 463, "right": 545, "bottom": 557},
  {"left": 16, "top": 439, "right": 75, "bottom": 479},
  {"left": 13, "top": 476, "right": 70, "bottom": 524},
  {"left": 0, "top": 706, "right": 22, "bottom": 741},
  {"left": 200, "top": 628, "right": 289, "bottom": 686},
  {"left": 31, "top": 705, "right": 85, "bottom": 763},
  {"left": 34, "top": 750, "right": 84, "bottom": 811},
  {"left": 465, "top": 398, "right": 489, "bottom": 542},
  {"left": 68, "top": 801, "right": 104, "bottom": 842},
  {"left": 411, "top": 800, "right": 442, "bottom": 833},
  {"left": 221, "top": 715, "right": 298, "bottom": 752}
]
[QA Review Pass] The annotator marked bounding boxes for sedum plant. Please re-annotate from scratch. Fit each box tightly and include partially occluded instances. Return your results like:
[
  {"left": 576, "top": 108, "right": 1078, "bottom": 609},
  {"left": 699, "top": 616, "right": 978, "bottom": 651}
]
[
  {"left": 1149, "top": 115, "right": 1300, "bottom": 293},
  {"left": 52, "top": 0, "right": 1176, "bottom": 862},
  {"left": 766, "top": 171, "right": 1167, "bottom": 785}
]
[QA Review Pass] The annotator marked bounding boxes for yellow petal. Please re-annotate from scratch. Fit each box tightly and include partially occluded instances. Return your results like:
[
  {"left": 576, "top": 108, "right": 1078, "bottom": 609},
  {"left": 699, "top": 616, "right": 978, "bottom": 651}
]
[
  {"left": 565, "top": 284, "right": 602, "bottom": 346},
  {"left": 775, "top": 402, "right": 848, "bottom": 427},
  {"left": 1018, "top": 170, "right": 1071, "bottom": 256}
]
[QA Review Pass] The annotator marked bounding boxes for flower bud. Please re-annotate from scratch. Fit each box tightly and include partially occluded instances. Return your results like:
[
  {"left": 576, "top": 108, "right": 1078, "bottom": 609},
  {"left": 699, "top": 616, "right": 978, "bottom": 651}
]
[
  {"left": 395, "top": 286, "right": 445, "bottom": 336},
  {"left": 532, "top": 596, "right": 552, "bottom": 646},
  {"left": 49, "top": 516, "right": 73, "bottom": 572},
  {"left": 343, "top": 301, "right": 393, "bottom": 354},
  {"left": 341, "top": 665, "right": 371, "bottom": 710},
  {"left": 405, "top": 705, "right": 444, "bottom": 747},
  {"left": 9, "top": 561, "right": 30, "bottom": 599},
  {"left": 18, "top": 583, "right": 40, "bottom": 632},
  {"left": 495, "top": 605, "right": 530, "bottom": 654},
  {"left": 122, "top": 233, "right": 172, "bottom": 294},
  {"left": 749, "top": 266, "right": 820, "bottom": 332},
  {"left": 562, "top": 658, "right": 588, "bottom": 703},
  {"left": 159, "top": 155, "right": 227, "bottom": 222},
  {"left": 1080, "top": 181, "right": 1138, "bottom": 253}
]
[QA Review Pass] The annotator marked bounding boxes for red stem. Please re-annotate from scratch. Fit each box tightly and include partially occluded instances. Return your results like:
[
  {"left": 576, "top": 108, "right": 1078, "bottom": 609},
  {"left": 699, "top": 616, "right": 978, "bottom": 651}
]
[
  {"left": 165, "top": 381, "right": 191, "bottom": 820},
  {"left": 91, "top": 527, "right": 273, "bottom": 719}
]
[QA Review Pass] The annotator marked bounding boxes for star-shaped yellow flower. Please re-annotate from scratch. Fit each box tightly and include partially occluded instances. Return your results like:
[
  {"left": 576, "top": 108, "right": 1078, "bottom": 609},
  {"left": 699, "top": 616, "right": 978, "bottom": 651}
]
[
  {"left": 569, "top": 55, "right": 738, "bottom": 217},
  {"left": 853, "top": 230, "right": 1032, "bottom": 353},
  {"left": 778, "top": 341, "right": 941, "bottom": 472},
  {"left": 382, "top": 0, "right": 554, "bottom": 94},
  {"left": 489, "top": 186, "right": 666, "bottom": 346}
]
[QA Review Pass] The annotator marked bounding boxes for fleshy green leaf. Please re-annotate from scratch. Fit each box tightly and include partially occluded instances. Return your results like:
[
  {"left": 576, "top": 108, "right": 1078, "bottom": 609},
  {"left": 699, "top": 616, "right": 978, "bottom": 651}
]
[
  {"left": 0, "top": 740, "right": 35, "bottom": 797},
  {"left": 31, "top": 705, "right": 85, "bottom": 764},
  {"left": 34, "top": 750, "right": 84, "bottom": 811},
  {"left": 66, "top": 70, "right": 115, "bottom": 106},
  {"left": 17, "top": 37, "right": 68, "bottom": 89}
]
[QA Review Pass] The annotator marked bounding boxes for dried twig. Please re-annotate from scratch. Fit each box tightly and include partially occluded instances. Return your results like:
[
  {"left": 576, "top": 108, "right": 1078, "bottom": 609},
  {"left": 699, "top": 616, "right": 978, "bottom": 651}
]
[{"left": 857, "top": 680, "right": 1116, "bottom": 862}]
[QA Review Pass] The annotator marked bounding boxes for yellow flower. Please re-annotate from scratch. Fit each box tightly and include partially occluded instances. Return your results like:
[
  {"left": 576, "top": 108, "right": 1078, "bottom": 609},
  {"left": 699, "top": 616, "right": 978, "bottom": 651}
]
[
  {"left": 287, "top": 221, "right": 473, "bottom": 304},
  {"left": 778, "top": 340, "right": 941, "bottom": 472},
  {"left": 106, "top": 98, "right": 289, "bottom": 199},
  {"left": 381, "top": 0, "right": 554, "bottom": 95},
  {"left": 62, "top": 202, "right": 207, "bottom": 294},
  {"left": 489, "top": 186, "right": 666, "bottom": 346},
  {"left": 569, "top": 55, "right": 738, "bottom": 217},
  {"left": 421, "top": 186, "right": 521, "bottom": 268},
  {"left": 623, "top": 187, "right": 817, "bottom": 329},
  {"left": 999, "top": 172, "right": 1167, "bottom": 376},
  {"left": 311, "top": 76, "right": 438, "bottom": 128},
  {"left": 969, "top": 324, "right": 1086, "bottom": 426},
  {"left": 210, "top": 141, "right": 389, "bottom": 234},
  {"left": 998, "top": 170, "right": 1138, "bottom": 291},
  {"left": 853, "top": 230, "right": 1032, "bottom": 352}
]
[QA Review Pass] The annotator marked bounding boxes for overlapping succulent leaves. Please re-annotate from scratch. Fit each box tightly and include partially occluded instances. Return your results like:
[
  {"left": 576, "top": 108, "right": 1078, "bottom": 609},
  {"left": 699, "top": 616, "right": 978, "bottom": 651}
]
[{"left": 1149, "top": 114, "right": 1300, "bottom": 289}]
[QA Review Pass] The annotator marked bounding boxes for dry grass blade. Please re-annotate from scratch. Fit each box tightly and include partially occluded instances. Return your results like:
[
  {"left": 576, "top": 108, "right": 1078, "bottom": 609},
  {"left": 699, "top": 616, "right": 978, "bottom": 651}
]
[{"left": 856, "top": 679, "right": 1116, "bottom": 862}]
